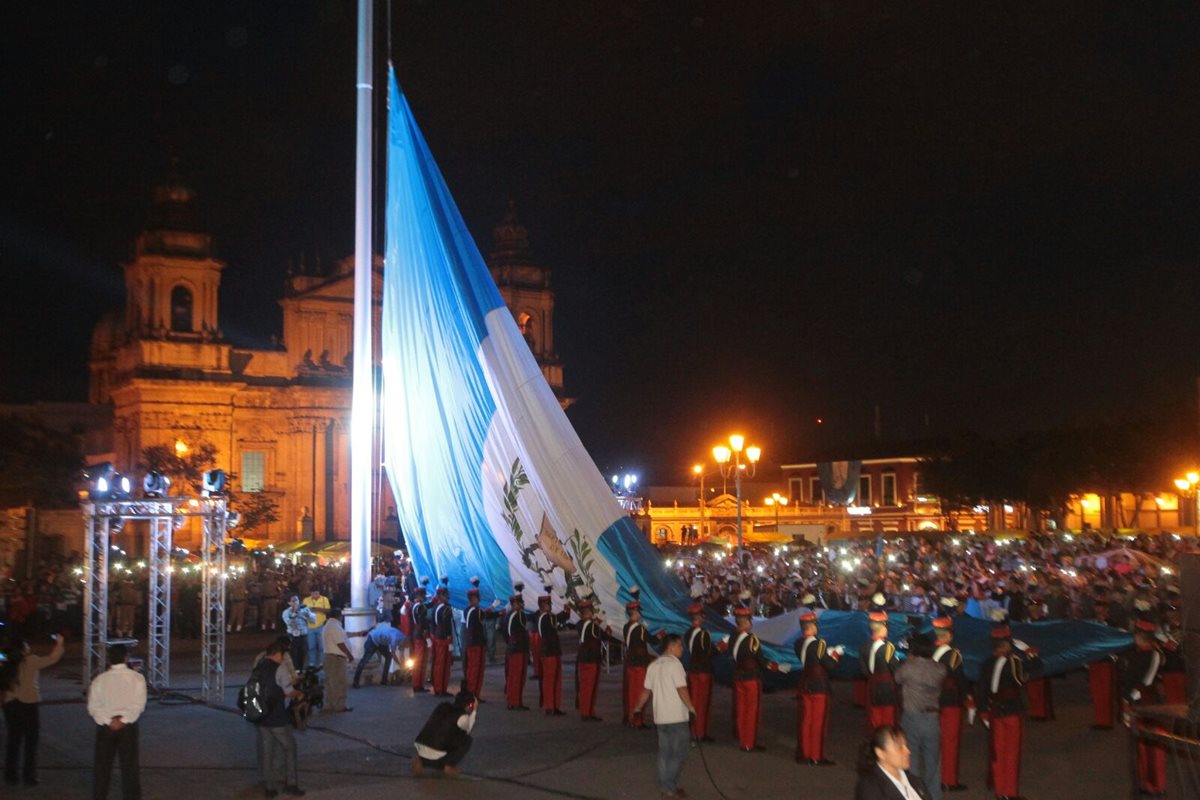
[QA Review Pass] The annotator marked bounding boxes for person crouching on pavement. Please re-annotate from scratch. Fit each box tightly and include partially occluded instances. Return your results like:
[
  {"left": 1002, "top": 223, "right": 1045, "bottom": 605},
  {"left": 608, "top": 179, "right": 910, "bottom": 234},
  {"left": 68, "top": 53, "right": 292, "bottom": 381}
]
[{"left": 412, "top": 686, "right": 478, "bottom": 777}]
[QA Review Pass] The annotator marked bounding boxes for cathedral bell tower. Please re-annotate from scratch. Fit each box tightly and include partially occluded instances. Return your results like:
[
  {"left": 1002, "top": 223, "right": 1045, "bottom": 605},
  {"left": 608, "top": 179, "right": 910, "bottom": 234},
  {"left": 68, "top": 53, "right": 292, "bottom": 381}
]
[
  {"left": 123, "top": 175, "right": 224, "bottom": 340},
  {"left": 486, "top": 201, "right": 572, "bottom": 408}
]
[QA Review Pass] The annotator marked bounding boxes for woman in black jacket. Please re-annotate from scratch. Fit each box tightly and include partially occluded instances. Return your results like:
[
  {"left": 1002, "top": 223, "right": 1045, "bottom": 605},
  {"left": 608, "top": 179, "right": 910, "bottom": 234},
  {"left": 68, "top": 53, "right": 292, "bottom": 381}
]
[{"left": 854, "top": 724, "right": 933, "bottom": 800}]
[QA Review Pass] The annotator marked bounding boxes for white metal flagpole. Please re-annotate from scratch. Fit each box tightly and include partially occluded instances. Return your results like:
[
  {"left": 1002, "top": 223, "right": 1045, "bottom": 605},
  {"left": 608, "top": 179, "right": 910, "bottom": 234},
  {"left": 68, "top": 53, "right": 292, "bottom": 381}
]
[{"left": 348, "top": 0, "right": 375, "bottom": 649}]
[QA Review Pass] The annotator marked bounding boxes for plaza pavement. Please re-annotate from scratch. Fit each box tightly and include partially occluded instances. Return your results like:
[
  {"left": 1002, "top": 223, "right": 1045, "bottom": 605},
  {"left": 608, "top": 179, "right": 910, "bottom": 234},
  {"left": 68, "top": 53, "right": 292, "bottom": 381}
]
[{"left": 16, "top": 631, "right": 1148, "bottom": 799}]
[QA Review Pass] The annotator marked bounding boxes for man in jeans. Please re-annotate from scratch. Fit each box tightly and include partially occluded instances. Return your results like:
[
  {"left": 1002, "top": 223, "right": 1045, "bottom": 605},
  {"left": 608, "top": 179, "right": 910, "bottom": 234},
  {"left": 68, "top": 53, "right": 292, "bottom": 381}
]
[
  {"left": 633, "top": 634, "right": 697, "bottom": 799},
  {"left": 895, "top": 633, "right": 948, "bottom": 800},
  {"left": 255, "top": 640, "right": 305, "bottom": 797}
]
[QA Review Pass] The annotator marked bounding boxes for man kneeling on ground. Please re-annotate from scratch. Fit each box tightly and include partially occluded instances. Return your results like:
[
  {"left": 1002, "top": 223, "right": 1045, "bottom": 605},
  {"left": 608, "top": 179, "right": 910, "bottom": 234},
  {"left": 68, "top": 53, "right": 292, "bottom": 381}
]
[{"left": 412, "top": 686, "right": 477, "bottom": 777}]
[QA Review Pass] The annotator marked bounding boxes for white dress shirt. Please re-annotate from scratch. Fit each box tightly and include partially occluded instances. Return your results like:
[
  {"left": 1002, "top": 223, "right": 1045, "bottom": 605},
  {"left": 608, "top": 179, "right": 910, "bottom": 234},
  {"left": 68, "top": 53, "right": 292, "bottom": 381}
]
[
  {"left": 87, "top": 664, "right": 147, "bottom": 726},
  {"left": 322, "top": 618, "right": 350, "bottom": 659}
]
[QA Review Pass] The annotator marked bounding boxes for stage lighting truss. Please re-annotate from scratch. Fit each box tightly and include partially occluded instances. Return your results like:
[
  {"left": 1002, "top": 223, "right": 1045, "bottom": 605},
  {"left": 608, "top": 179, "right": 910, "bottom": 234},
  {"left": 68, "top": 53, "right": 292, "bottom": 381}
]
[{"left": 81, "top": 495, "right": 230, "bottom": 702}]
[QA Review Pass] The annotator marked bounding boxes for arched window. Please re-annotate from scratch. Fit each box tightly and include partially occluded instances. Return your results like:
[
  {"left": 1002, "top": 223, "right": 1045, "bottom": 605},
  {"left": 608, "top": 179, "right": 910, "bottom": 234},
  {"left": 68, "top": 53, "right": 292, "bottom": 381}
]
[{"left": 170, "top": 285, "right": 193, "bottom": 332}]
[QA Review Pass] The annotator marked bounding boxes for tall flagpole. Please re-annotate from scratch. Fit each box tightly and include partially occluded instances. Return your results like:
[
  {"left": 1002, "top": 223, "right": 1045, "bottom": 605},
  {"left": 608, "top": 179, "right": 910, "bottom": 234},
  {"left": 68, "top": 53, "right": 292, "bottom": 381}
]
[{"left": 349, "top": 0, "right": 374, "bottom": 637}]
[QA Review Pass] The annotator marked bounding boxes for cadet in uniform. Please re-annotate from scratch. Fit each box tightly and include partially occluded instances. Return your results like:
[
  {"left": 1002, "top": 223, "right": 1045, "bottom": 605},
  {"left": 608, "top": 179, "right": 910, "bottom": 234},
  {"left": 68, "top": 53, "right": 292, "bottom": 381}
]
[
  {"left": 860, "top": 610, "right": 898, "bottom": 731},
  {"left": 537, "top": 592, "right": 571, "bottom": 716},
  {"left": 431, "top": 580, "right": 454, "bottom": 696},
  {"left": 503, "top": 593, "right": 530, "bottom": 710},
  {"left": 978, "top": 616, "right": 1040, "bottom": 800},
  {"left": 794, "top": 611, "right": 841, "bottom": 766},
  {"left": 410, "top": 581, "right": 430, "bottom": 693},
  {"left": 685, "top": 602, "right": 714, "bottom": 742},
  {"left": 463, "top": 579, "right": 487, "bottom": 699},
  {"left": 722, "top": 607, "right": 785, "bottom": 752},
  {"left": 622, "top": 594, "right": 661, "bottom": 728},
  {"left": 932, "top": 615, "right": 968, "bottom": 793},
  {"left": 576, "top": 599, "right": 604, "bottom": 721},
  {"left": 1120, "top": 618, "right": 1166, "bottom": 797},
  {"left": 1087, "top": 599, "right": 1117, "bottom": 730}
]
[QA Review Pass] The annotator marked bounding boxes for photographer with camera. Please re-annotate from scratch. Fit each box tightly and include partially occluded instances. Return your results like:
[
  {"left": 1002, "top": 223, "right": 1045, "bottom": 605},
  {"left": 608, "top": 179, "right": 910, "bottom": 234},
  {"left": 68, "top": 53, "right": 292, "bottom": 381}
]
[
  {"left": 253, "top": 640, "right": 306, "bottom": 798},
  {"left": 412, "top": 686, "right": 478, "bottom": 777}
]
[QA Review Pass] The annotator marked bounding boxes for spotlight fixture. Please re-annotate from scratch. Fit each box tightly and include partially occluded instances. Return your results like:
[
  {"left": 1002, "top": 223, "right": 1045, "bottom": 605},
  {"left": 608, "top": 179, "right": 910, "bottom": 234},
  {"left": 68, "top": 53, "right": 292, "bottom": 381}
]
[
  {"left": 227, "top": 511, "right": 242, "bottom": 529},
  {"left": 142, "top": 470, "right": 171, "bottom": 498},
  {"left": 86, "top": 462, "right": 122, "bottom": 500},
  {"left": 202, "top": 469, "right": 227, "bottom": 497}
]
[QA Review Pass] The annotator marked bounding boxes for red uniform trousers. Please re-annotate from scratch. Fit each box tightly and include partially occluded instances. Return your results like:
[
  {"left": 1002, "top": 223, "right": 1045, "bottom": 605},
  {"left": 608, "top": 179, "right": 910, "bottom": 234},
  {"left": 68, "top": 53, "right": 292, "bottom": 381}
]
[
  {"left": 853, "top": 677, "right": 867, "bottom": 707},
  {"left": 1026, "top": 676, "right": 1053, "bottom": 720},
  {"left": 733, "top": 678, "right": 762, "bottom": 750},
  {"left": 431, "top": 636, "right": 452, "bottom": 694},
  {"left": 1135, "top": 719, "right": 1168, "bottom": 794},
  {"left": 577, "top": 662, "right": 600, "bottom": 717},
  {"left": 1162, "top": 672, "right": 1186, "bottom": 705},
  {"left": 687, "top": 673, "right": 712, "bottom": 738},
  {"left": 867, "top": 703, "right": 897, "bottom": 731},
  {"left": 540, "top": 654, "right": 562, "bottom": 711},
  {"left": 939, "top": 705, "right": 963, "bottom": 786},
  {"left": 505, "top": 652, "right": 528, "bottom": 707},
  {"left": 796, "top": 692, "right": 829, "bottom": 761},
  {"left": 1088, "top": 660, "right": 1115, "bottom": 727},
  {"left": 464, "top": 644, "right": 485, "bottom": 697},
  {"left": 989, "top": 713, "right": 1023, "bottom": 798},
  {"left": 624, "top": 665, "right": 648, "bottom": 725},
  {"left": 411, "top": 638, "right": 428, "bottom": 690},
  {"left": 530, "top": 633, "right": 543, "bottom": 678}
]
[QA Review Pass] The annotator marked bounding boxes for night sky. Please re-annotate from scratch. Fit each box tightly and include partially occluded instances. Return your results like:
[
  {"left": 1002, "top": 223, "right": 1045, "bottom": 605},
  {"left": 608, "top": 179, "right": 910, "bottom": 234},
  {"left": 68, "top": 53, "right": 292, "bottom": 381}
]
[{"left": 3, "top": 2, "right": 1200, "bottom": 481}]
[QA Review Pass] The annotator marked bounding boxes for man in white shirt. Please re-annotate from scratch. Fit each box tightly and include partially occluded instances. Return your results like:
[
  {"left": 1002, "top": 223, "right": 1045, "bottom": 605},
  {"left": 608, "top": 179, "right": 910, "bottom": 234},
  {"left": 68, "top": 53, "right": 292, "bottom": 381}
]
[
  {"left": 87, "top": 645, "right": 147, "bottom": 800},
  {"left": 320, "top": 609, "right": 354, "bottom": 712},
  {"left": 633, "top": 634, "right": 697, "bottom": 799}
]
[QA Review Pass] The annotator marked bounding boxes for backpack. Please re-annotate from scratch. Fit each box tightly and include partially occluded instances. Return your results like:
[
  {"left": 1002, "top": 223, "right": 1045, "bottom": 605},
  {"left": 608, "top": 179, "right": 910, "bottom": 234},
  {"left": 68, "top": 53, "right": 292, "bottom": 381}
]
[{"left": 238, "top": 663, "right": 274, "bottom": 723}]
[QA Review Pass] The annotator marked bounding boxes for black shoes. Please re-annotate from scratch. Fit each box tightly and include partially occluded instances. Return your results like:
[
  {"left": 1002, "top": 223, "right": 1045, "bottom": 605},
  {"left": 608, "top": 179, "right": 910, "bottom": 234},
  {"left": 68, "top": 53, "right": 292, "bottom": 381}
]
[
  {"left": 942, "top": 784, "right": 968, "bottom": 792},
  {"left": 582, "top": 715, "right": 603, "bottom": 722},
  {"left": 282, "top": 786, "right": 305, "bottom": 797}
]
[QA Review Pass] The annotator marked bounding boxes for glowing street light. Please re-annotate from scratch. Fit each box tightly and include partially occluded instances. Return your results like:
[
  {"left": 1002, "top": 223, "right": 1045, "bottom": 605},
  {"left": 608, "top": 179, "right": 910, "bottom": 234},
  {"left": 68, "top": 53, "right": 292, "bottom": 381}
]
[
  {"left": 713, "top": 433, "right": 760, "bottom": 559},
  {"left": 1174, "top": 472, "right": 1200, "bottom": 536},
  {"left": 764, "top": 491, "right": 789, "bottom": 529}
]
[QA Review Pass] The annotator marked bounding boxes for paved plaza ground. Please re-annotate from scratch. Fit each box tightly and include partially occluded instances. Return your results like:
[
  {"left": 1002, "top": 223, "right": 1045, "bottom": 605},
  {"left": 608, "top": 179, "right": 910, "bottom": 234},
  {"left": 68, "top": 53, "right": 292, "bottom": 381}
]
[{"left": 13, "top": 631, "right": 1162, "bottom": 799}]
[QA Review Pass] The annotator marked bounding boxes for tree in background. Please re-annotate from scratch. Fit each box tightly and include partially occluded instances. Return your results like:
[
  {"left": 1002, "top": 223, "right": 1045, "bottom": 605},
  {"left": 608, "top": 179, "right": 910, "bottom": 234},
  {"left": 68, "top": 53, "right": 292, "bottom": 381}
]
[
  {"left": 0, "top": 415, "right": 83, "bottom": 508},
  {"left": 140, "top": 438, "right": 220, "bottom": 495},
  {"left": 235, "top": 490, "right": 279, "bottom": 536}
]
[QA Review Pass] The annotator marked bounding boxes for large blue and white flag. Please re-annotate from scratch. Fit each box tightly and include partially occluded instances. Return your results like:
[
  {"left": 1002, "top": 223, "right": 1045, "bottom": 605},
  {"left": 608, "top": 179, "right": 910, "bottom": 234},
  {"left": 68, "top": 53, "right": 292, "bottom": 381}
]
[{"left": 380, "top": 69, "right": 690, "bottom": 631}]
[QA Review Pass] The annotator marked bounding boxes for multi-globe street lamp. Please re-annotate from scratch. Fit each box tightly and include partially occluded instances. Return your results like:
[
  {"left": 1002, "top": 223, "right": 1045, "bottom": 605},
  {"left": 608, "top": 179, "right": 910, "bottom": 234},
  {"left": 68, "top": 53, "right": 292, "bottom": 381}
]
[
  {"left": 712, "top": 434, "right": 761, "bottom": 559},
  {"left": 764, "top": 491, "right": 789, "bottom": 529},
  {"left": 1173, "top": 471, "right": 1200, "bottom": 536}
]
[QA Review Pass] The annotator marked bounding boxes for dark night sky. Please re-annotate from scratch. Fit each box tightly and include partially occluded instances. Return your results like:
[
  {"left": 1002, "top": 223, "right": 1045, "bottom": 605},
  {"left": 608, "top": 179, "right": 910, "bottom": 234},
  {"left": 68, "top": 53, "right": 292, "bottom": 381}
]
[{"left": 3, "top": 2, "right": 1200, "bottom": 481}]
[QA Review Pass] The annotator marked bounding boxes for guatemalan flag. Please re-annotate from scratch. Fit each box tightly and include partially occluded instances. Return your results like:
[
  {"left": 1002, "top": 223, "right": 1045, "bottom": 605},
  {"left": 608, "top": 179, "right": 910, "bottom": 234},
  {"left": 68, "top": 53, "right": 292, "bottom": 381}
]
[
  {"left": 380, "top": 67, "right": 691, "bottom": 632},
  {"left": 378, "top": 68, "right": 1133, "bottom": 678}
]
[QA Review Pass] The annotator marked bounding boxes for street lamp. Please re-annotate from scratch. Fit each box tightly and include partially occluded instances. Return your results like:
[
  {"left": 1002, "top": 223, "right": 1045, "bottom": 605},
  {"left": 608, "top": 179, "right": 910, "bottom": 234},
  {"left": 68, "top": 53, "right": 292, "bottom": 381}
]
[
  {"left": 693, "top": 464, "right": 707, "bottom": 540},
  {"left": 713, "top": 434, "right": 760, "bottom": 559},
  {"left": 764, "top": 491, "right": 789, "bottom": 529},
  {"left": 1173, "top": 472, "right": 1199, "bottom": 536}
]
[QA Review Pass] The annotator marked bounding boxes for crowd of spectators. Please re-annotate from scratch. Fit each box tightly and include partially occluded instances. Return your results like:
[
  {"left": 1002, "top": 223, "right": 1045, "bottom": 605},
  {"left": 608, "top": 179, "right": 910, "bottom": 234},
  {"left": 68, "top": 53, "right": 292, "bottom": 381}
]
[{"left": 669, "top": 529, "right": 1186, "bottom": 628}]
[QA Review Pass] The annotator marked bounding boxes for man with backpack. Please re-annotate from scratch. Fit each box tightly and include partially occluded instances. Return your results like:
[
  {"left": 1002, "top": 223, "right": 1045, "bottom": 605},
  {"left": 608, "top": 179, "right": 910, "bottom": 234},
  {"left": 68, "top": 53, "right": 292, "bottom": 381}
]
[{"left": 248, "top": 640, "right": 306, "bottom": 798}]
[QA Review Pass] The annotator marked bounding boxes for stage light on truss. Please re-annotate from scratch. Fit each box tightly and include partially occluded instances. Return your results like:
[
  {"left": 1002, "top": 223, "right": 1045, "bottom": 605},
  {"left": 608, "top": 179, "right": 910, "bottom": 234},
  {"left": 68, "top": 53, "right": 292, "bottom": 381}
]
[
  {"left": 227, "top": 511, "right": 242, "bottom": 529},
  {"left": 143, "top": 470, "right": 171, "bottom": 498},
  {"left": 202, "top": 469, "right": 227, "bottom": 497},
  {"left": 86, "top": 462, "right": 122, "bottom": 500}
]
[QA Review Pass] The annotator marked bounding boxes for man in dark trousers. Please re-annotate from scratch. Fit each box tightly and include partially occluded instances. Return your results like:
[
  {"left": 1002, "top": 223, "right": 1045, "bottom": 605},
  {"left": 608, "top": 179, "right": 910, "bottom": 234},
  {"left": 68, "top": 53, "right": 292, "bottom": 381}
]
[
  {"left": 575, "top": 600, "right": 604, "bottom": 721},
  {"left": 352, "top": 619, "right": 406, "bottom": 689},
  {"left": 254, "top": 640, "right": 306, "bottom": 797},
  {"left": 87, "top": 644, "right": 146, "bottom": 800},
  {"left": 410, "top": 582, "right": 431, "bottom": 693},
  {"left": 462, "top": 580, "right": 487, "bottom": 699},
  {"left": 431, "top": 580, "right": 454, "bottom": 697},
  {"left": 412, "top": 687, "right": 477, "bottom": 777},
  {"left": 794, "top": 611, "right": 842, "bottom": 766},
  {"left": 502, "top": 593, "right": 530, "bottom": 710},
  {"left": 684, "top": 602, "right": 714, "bottom": 742}
]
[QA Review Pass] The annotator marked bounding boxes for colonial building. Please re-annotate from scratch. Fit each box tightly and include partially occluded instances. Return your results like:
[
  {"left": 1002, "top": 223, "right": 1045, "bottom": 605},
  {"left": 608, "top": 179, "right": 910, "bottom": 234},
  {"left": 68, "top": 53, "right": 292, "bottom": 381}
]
[{"left": 88, "top": 177, "right": 568, "bottom": 544}]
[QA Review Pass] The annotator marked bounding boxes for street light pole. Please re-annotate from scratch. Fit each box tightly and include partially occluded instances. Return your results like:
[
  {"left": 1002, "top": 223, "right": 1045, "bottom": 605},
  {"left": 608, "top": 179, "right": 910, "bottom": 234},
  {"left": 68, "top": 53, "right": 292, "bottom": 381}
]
[
  {"left": 693, "top": 465, "right": 706, "bottom": 540},
  {"left": 713, "top": 435, "right": 760, "bottom": 561}
]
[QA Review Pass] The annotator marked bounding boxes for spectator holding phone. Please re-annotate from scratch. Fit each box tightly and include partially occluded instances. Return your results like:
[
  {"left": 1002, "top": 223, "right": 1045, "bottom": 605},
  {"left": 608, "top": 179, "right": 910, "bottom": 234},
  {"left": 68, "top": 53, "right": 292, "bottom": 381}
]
[{"left": 1, "top": 632, "right": 65, "bottom": 786}]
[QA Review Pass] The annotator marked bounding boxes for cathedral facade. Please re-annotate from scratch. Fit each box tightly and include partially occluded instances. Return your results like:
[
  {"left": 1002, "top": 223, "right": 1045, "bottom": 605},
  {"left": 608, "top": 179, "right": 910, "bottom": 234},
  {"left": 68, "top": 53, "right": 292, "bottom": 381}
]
[{"left": 89, "top": 179, "right": 568, "bottom": 544}]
